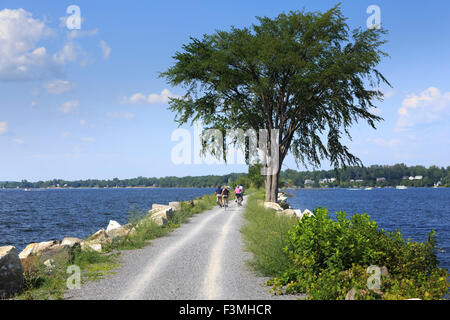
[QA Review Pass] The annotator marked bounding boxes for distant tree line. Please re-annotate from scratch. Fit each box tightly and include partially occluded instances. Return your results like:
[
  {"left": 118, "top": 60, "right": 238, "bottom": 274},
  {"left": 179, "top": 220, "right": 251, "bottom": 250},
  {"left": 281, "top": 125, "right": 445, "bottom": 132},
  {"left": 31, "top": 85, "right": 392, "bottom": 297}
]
[
  {"left": 1, "top": 164, "right": 449, "bottom": 189},
  {"left": 280, "top": 164, "right": 450, "bottom": 188}
]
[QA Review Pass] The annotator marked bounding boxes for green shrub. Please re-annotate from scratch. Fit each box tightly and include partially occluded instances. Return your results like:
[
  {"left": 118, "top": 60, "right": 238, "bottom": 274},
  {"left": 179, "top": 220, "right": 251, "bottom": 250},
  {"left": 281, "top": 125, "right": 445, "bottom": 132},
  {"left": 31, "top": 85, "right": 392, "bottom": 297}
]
[{"left": 270, "top": 207, "right": 449, "bottom": 300}]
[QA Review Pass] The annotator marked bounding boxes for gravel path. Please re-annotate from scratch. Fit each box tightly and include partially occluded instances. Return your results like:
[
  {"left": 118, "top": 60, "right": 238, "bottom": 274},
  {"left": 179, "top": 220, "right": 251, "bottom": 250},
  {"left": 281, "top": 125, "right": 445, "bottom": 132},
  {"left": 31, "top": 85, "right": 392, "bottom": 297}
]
[{"left": 65, "top": 199, "right": 303, "bottom": 300}]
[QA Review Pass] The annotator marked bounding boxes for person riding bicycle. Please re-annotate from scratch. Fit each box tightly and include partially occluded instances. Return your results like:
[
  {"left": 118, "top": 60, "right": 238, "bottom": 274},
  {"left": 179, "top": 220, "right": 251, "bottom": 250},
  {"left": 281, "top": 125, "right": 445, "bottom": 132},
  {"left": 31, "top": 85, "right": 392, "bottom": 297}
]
[
  {"left": 215, "top": 185, "right": 223, "bottom": 207},
  {"left": 234, "top": 186, "right": 242, "bottom": 204},
  {"left": 221, "top": 186, "right": 230, "bottom": 207}
]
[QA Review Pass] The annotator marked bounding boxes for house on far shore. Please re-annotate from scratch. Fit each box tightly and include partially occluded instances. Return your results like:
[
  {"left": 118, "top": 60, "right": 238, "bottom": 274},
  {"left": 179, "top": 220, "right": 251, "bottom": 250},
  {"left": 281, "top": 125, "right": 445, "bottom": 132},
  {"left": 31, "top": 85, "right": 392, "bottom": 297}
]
[
  {"left": 414, "top": 176, "right": 423, "bottom": 180},
  {"left": 304, "top": 179, "right": 314, "bottom": 185},
  {"left": 376, "top": 177, "right": 386, "bottom": 182}
]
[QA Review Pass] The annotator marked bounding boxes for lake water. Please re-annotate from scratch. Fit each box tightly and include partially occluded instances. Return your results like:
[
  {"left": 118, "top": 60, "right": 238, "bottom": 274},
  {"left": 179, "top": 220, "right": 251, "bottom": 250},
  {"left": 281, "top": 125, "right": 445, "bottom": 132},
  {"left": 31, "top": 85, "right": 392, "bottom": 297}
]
[
  {"left": 0, "top": 188, "right": 214, "bottom": 252},
  {"left": 1, "top": 187, "right": 449, "bottom": 271},
  {"left": 288, "top": 187, "right": 450, "bottom": 271}
]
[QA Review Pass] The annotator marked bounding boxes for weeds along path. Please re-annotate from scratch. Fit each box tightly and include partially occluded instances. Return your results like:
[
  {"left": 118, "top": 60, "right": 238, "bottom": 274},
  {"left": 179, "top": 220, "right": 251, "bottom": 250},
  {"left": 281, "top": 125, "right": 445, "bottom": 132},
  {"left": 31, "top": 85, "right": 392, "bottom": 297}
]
[{"left": 65, "top": 199, "right": 300, "bottom": 300}]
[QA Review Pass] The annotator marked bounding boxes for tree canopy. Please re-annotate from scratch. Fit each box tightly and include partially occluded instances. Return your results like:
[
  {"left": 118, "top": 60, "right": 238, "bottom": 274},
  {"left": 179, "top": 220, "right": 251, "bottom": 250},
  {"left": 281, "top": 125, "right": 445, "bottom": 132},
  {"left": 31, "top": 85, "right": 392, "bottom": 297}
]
[{"left": 162, "top": 4, "right": 390, "bottom": 201}]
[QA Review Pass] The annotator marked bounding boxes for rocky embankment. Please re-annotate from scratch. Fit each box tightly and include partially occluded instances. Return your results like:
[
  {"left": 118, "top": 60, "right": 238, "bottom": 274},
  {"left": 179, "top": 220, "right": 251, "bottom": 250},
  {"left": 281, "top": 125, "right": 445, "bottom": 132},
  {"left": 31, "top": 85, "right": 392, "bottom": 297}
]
[
  {"left": 261, "top": 192, "right": 313, "bottom": 220},
  {"left": 0, "top": 201, "right": 181, "bottom": 299}
]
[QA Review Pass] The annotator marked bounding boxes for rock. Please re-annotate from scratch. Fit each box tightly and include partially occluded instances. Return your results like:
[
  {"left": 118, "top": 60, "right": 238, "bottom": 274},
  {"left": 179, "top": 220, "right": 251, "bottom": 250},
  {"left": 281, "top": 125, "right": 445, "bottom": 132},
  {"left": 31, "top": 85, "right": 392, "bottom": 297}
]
[
  {"left": 43, "top": 259, "right": 55, "bottom": 270},
  {"left": 19, "top": 243, "right": 39, "bottom": 259},
  {"left": 168, "top": 201, "right": 181, "bottom": 210},
  {"left": 89, "top": 228, "right": 109, "bottom": 243},
  {"left": 280, "top": 209, "right": 297, "bottom": 217},
  {"left": 106, "top": 220, "right": 121, "bottom": 232},
  {"left": 81, "top": 242, "right": 102, "bottom": 253},
  {"left": 278, "top": 195, "right": 288, "bottom": 202},
  {"left": 345, "top": 287, "right": 358, "bottom": 300},
  {"left": 61, "top": 237, "right": 82, "bottom": 248},
  {"left": 20, "top": 256, "right": 39, "bottom": 275},
  {"left": 380, "top": 266, "right": 390, "bottom": 279},
  {"left": 264, "top": 202, "right": 283, "bottom": 211},
  {"left": 149, "top": 211, "right": 169, "bottom": 226},
  {"left": 0, "top": 246, "right": 24, "bottom": 298},
  {"left": 148, "top": 204, "right": 174, "bottom": 222},
  {"left": 303, "top": 209, "right": 313, "bottom": 216},
  {"left": 18, "top": 240, "right": 60, "bottom": 259},
  {"left": 107, "top": 226, "right": 130, "bottom": 239}
]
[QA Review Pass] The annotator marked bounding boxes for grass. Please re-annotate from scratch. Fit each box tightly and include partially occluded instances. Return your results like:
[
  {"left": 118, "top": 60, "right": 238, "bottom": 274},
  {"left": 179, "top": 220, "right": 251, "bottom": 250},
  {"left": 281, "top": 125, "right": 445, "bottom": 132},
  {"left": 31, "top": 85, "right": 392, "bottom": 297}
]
[
  {"left": 241, "top": 190, "right": 297, "bottom": 277},
  {"left": 15, "top": 192, "right": 217, "bottom": 300}
]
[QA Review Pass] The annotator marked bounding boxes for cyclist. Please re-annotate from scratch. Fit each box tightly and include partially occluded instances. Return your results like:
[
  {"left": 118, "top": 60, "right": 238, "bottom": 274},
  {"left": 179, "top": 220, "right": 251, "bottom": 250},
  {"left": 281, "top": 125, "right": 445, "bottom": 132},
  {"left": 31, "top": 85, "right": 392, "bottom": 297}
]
[
  {"left": 234, "top": 185, "right": 242, "bottom": 205},
  {"left": 215, "top": 185, "right": 223, "bottom": 207},
  {"left": 221, "top": 186, "right": 230, "bottom": 207}
]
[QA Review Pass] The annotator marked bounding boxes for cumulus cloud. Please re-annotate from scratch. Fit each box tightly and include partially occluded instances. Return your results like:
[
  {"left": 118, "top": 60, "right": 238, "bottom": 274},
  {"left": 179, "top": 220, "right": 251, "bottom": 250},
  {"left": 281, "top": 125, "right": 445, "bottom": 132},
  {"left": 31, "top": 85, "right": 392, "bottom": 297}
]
[
  {"left": 397, "top": 87, "right": 450, "bottom": 129},
  {"left": 120, "top": 89, "right": 179, "bottom": 105},
  {"left": 59, "top": 100, "right": 79, "bottom": 113},
  {"left": 43, "top": 79, "right": 75, "bottom": 94},
  {"left": 67, "top": 28, "right": 98, "bottom": 40},
  {"left": 100, "top": 40, "right": 111, "bottom": 60},
  {"left": 107, "top": 112, "right": 135, "bottom": 120},
  {"left": 0, "top": 8, "right": 64, "bottom": 81},
  {"left": 366, "top": 138, "right": 400, "bottom": 148},
  {"left": 0, "top": 121, "right": 8, "bottom": 134}
]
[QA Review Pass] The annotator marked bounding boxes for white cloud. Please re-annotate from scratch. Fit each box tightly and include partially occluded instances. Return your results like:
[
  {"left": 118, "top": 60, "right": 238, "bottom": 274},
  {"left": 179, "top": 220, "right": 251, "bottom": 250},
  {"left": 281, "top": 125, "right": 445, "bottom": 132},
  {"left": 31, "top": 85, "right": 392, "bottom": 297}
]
[
  {"left": 120, "top": 89, "right": 179, "bottom": 105},
  {"left": 107, "top": 112, "right": 135, "bottom": 120},
  {"left": 67, "top": 28, "right": 98, "bottom": 40},
  {"left": 366, "top": 138, "right": 400, "bottom": 148},
  {"left": 100, "top": 40, "right": 111, "bottom": 60},
  {"left": 31, "top": 101, "right": 37, "bottom": 107},
  {"left": 0, "top": 8, "right": 63, "bottom": 81},
  {"left": 81, "top": 136, "right": 94, "bottom": 143},
  {"left": 0, "top": 121, "right": 8, "bottom": 134},
  {"left": 43, "top": 79, "right": 75, "bottom": 94},
  {"left": 12, "top": 138, "right": 24, "bottom": 144},
  {"left": 59, "top": 100, "right": 79, "bottom": 113},
  {"left": 61, "top": 131, "right": 70, "bottom": 138},
  {"left": 52, "top": 42, "right": 78, "bottom": 64},
  {"left": 397, "top": 87, "right": 450, "bottom": 129}
]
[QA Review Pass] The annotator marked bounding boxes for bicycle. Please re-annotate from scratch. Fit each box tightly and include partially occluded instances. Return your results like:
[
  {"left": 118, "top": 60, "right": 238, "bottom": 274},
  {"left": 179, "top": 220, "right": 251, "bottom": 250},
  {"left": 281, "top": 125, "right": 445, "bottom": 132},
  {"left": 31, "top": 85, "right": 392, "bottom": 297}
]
[
  {"left": 222, "top": 196, "right": 229, "bottom": 210},
  {"left": 216, "top": 196, "right": 223, "bottom": 207}
]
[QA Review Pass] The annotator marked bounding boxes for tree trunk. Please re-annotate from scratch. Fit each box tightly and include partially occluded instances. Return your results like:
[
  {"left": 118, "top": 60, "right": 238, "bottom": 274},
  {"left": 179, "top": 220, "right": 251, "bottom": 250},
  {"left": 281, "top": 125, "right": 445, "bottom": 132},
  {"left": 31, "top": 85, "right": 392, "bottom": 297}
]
[{"left": 264, "top": 172, "right": 279, "bottom": 202}]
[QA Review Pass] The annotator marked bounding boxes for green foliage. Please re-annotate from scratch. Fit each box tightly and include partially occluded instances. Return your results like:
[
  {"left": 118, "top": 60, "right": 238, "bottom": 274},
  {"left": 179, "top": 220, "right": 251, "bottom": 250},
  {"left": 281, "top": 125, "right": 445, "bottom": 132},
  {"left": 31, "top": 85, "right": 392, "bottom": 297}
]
[
  {"left": 241, "top": 193, "right": 297, "bottom": 276},
  {"left": 19, "top": 247, "right": 118, "bottom": 300},
  {"left": 269, "top": 208, "right": 449, "bottom": 299},
  {"left": 248, "top": 163, "right": 264, "bottom": 189}
]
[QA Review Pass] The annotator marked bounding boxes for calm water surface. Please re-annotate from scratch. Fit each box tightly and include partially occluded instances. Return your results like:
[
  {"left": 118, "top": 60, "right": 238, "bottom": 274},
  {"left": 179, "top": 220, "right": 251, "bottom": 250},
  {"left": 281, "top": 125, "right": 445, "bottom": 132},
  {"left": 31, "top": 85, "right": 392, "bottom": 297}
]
[{"left": 0, "top": 188, "right": 214, "bottom": 252}]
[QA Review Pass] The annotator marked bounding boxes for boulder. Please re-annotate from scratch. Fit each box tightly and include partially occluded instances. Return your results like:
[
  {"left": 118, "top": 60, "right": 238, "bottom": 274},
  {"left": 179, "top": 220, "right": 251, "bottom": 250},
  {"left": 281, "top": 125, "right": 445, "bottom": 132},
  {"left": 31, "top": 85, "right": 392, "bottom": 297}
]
[
  {"left": 264, "top": 202, "right": 283, "bottom": 211},
  {"left": 18, "top": 240, "right": 60, "bottom": 259},
  {"left": 168, "top": 201, "right": 181, "bottom": 210},
  {"left": 107, "top": 226, "right": 130, "bottom": 239},
  {"left": 106, "top": 220, "right": 121, "bottom": 232},
  {"left": 19, "top": 243, "right": 39, "bottom": 259},
  {"left": 345, "top": 287, "right": 358, "bottom": 300},
  {"left": 89, "top": 228, "right": 109, "bottom": 243},
  {"left": 80, "top": 242, "right": 102, "bottom": 253},
  {"left": 0, "top": 246, "right": 24, "bottom": 298},
  {"left": 148, "top": 204, "right": 174, "bottom": 222},
  {"left": 20, "top": 255, "right": 39, "bottom": 275},
  {"left": 43, "top": 259, "right": 55, "bottom": 270},
  {"left": 279, "top": 209, "right": 297, "bottom": 217},
  {"left": 61, "top": 237, "right": 83, "bottom": 248},
  {"left": 149, "top": 211, "right": 169, "bottom": 226}
]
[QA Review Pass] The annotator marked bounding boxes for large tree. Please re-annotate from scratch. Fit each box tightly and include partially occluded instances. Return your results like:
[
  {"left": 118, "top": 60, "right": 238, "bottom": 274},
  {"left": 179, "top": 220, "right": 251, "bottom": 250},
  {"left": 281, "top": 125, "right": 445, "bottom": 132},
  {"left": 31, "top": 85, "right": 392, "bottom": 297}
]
[{"left": 162, "top": 5, "right": 390, "bottom": 202}]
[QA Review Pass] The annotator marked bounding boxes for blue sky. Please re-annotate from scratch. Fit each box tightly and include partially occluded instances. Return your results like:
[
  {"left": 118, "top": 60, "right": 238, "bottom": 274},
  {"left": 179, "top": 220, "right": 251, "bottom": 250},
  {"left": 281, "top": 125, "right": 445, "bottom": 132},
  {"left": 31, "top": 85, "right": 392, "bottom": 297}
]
[{"left": 0, "top": 0, "right": 449, "bottom": 181}]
